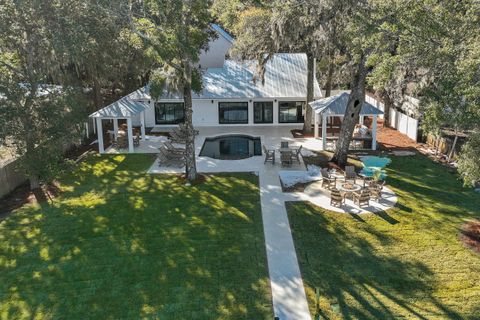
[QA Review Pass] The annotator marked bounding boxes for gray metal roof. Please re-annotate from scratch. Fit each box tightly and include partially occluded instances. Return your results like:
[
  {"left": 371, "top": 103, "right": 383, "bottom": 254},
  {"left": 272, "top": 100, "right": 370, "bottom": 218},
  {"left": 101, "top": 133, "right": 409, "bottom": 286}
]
[
  {"left": 309, "top": 92, "right": 383, "bottom": 116},
  {"left": 89, "top": 98, "right": 149, "bottom": 118},
  {"left": 210, "top": 23, "right": 234, "bottom": 43},
  {"left": 141, "top": 53, "right": 322, "bottom": 100}
]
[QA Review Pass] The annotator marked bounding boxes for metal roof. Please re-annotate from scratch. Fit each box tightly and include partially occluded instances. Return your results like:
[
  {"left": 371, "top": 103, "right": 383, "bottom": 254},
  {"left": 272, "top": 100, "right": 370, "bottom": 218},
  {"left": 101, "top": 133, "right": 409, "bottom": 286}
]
[
  {"left": 145, "top": 53, "right": 322, "bottom": 100},
  {"left": 309, "top": 92, "right": 383, "bottom": 116},
  {"left": 210, "top": 23, "right": 234, "bottom": 43},
  {"left": 89, "top": 98, "right": 149, "bottom": 118}
]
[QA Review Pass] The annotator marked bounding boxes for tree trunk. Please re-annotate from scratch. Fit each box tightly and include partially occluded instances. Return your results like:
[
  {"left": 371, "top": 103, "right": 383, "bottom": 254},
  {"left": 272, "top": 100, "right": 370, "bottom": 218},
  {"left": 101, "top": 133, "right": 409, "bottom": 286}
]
[
  {"left": 324, "top": 52, "right": 335, "bottom": 98},
  {"left": 303, "top": 52, "right": 315, "bottom": 134},
  {"left": 183, "top": 63, "right": 197, "bottom": 182},
  {"left": 92, "top": 78, "right": 103, "bottom": 111},
  {"left": 29, "top": 175, "right": 40, "bottom": 190},
  {"left": 379, "top": 91, "right": 393, "bottom": 127},
  {"left": 331, "top": 55, "right": 368, "bottom": 167},
  {"left": 447, "top": 133, "right": 458, "bottom": 162}
]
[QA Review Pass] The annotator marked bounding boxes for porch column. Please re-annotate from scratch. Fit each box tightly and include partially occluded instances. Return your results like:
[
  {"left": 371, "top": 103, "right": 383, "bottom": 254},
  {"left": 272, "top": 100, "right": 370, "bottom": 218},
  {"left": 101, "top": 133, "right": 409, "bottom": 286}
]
[
  {"left": 372, "top": 116, "right": 378, "bottom": 150},
  {"left": 359, "top": 115, "right": 364, "bottom": 125},
  {"left": 85, "top": 122, "right": 89, "bottom": 139},
  {"left": 322, "top": 113, "right": 327, "bottom": 150},
  {"left": 140, "top": 111, "right": 146, "bottom": 140},
  {"left": 113, "top": 118, "right": 119, "bottom": 139},
  {"left": 127, "top": 117, "right": 134, "bottom": 153},
  {"left": 314, "top": 112, "right": 319, "bottom": 138},
  {"left": 96, "top": 118, "right": 104, "bottom": 153}
]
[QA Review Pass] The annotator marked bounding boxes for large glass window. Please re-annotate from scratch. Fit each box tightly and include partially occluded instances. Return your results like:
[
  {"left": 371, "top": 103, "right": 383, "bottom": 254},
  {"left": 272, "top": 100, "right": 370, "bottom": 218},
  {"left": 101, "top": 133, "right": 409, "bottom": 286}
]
[
  {"left": 254, "top": 101, "right": 273, "bottom": 123},
  {"left": 155, "top": 102, "right": 184, "bottom": 124},
  {"left": 219, "top": 102, "right": 248, "bottom": 124},
  {"left": 278, "top": 101, "right": 305, "bottom": 123}
]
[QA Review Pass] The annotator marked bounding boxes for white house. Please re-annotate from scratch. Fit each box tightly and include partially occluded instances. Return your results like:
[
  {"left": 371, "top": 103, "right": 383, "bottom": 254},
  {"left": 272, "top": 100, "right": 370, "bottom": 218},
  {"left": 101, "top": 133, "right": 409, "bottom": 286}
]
[{"left": 90, "top": 24, "right": 322, "bottom": 153}]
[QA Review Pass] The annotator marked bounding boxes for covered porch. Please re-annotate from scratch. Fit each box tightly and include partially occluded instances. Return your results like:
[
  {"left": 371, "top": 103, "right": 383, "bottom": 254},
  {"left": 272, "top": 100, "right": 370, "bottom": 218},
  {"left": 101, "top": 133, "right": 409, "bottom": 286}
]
[
  {"left": 310, "top": 92, "right": 384, "bottom": 151},
  {"left": 89, "top": 97, "right": 149, "bottom": 153}
]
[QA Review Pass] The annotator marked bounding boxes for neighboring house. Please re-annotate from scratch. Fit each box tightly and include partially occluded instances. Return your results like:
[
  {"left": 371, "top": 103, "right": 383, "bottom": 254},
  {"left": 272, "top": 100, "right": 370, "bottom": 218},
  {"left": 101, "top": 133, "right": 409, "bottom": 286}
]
[{"left": 89, "top": 24, "right": 322, "bottom": 152}]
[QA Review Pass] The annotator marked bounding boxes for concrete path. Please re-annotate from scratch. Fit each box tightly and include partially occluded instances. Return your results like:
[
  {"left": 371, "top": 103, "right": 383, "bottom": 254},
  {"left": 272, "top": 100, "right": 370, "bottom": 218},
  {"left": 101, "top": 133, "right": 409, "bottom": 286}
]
[{"left": 259, "top": 165, "right": 311, "bottom": 320}]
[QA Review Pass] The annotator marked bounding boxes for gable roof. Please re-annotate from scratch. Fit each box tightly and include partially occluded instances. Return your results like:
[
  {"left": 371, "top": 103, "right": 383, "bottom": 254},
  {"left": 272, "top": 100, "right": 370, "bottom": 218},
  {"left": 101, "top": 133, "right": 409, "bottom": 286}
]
[
  {"left": 210, "top": 23, "right": 234, "bottom": 43},
  {"left": 309, "top": 92, "right": 383, "bottom": 116},
  {"left": 89, "top": 97, "right": 149, "bottom": 118}
]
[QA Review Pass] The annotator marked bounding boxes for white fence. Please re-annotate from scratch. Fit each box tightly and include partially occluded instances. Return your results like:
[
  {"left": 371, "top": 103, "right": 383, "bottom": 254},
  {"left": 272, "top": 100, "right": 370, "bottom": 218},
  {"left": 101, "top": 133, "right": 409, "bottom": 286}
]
[
  {"left": 366, "top": 93, "right": 419, "bottom": 142},
  {"left": 365, "top": 95, "right": 385, "bottom": 118},
  {"left": 389, "top": 108, "right": 418, "bottom": 141}
]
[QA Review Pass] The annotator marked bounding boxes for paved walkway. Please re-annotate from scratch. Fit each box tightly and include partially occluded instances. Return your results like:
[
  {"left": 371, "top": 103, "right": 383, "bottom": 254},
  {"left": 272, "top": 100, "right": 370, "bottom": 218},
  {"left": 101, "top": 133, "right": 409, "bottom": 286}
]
[{"left": 259, "top": 165, "right": 311, "bottom": 320}]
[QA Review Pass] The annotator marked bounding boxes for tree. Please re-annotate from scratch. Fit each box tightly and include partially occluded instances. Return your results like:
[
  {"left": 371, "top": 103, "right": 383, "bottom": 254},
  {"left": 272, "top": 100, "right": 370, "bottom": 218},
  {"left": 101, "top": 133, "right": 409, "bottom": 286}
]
[
  {"left": 128, "top": 0, "right": 212, "bottom": 182},
  {"left": 368, "top": 0, "right": 480, "bottom": 155},
  {"left": 457, "top": 132, "right": 480, "bottom": 187},
  {"left": 0, "top": 0, "right": 89, "bottom": 190}
]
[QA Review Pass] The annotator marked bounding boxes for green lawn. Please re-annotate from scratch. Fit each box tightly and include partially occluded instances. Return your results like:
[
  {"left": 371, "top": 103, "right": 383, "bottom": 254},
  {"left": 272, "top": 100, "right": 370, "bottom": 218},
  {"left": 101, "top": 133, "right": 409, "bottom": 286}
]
[
  {"left": 287, "top": 155, "right": 480, "bottom": 319},
  {"left": 0, "top": 154, "right": 272, "bottom": 319}
]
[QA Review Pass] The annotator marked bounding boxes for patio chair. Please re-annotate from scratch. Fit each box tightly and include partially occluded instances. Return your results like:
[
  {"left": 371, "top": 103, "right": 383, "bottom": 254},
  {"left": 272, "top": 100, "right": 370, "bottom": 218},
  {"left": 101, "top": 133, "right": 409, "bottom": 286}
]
[
  {"left": 292, "top": 145, "right": 303, "bottom": 163},
  {"left": 344, "top": 166, "right": 357, "bottom": 184},
  {"left": 263, "top": 145, "right": 275, "bottom": 164},
  {"left": 117, "top": 135, "right": 128, "bottom": 149},
  {"left": 281, "top": 141, "right": 289, "bottom": 148},
  {"left": 321, "top": 168, "right": 336, "bottom": 189},
  {"left": 164, "top": 141, "right": 185, "bottom": 154},
  {"left": 353, "top": 188, "right": 370, "bottom": 207},
  {"left": 280, "top": 150, "right": 293, "bottom": 167},
  {"left": 368, "top": 185, "right": 382, "bottom": 201},
  {"left": 133, "top": 133, "right": 140, "bottom": 147},
  {"left": 330, "top": 188, "right": 345, "bottom": 207}
]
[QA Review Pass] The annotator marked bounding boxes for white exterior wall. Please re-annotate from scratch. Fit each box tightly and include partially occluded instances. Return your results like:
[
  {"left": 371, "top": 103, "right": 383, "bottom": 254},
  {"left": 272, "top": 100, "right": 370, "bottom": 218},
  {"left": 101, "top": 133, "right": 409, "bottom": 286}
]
[
  {"left": 144, "top": 98, "right": 308, "bottom": 128},
  {"left": 198, "top": 36, "right": 232, "bottom": 69}
]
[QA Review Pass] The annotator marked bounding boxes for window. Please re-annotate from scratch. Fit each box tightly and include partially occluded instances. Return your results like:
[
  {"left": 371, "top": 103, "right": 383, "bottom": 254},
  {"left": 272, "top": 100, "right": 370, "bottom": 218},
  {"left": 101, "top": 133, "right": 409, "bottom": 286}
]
[
  {"left": 254, "top": 102, "right": 273, "bottom": 123},
  {"left": 155, "top": 102, "right": 184, "bottom": 124},
  {"left": 278, "top": 101, "right": 305, "bottom": 123},
  {"left": 219, "top": 102, "right": 248, "bottom": 124}
]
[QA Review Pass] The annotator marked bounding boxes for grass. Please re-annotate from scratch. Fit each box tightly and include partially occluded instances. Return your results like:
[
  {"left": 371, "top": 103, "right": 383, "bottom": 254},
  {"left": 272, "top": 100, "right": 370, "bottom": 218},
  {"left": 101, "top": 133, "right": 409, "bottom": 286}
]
[
  {"left": 0, "top": 154, "right": 272, "bottom": 319},
  {"left": 287, "top": 154, "right": 480, "bottom": 319}
]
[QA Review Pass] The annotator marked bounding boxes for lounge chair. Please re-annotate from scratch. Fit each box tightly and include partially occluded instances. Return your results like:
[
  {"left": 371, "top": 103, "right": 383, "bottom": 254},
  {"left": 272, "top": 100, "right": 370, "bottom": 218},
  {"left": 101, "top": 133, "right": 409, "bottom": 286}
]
[
  {"left": 158, "top": 146, "right": 185, "bottom": 167},
  {"left": 178, "top": 123, "right": 199, "bottom": 135},
  {"left": 263, "top": 145, "right": 275, "bottom": 164},
  {"left": 321, "top": 168, "right": 336, "bottom": 189},
  {"left": 169, "top": 130, "right": 187, "bottom": 144},
  {"left": 292, "top": 145, "right": 303, "bottom": 163},
  {"left": 353, "top": 188, "right": 370, "bottom": 207},
  {"left": 280, "top": 150, "right": 293, "bottom": 167},
  {"left": 330, "top": 188, "right": 345, "bottom": 207},
  {"left": 157, "top": 151, "right": 184, "bottom": 167},
  {"left": 345, "top": 166, "right": 357, "bottom": 184},
  {"left": 164, "top": 141, "right": 185, "bottom": 154}
]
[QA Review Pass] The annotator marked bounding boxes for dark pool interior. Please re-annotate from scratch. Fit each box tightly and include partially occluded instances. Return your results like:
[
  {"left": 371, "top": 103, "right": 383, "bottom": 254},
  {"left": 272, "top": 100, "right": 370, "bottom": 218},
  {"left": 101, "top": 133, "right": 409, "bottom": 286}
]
[{"left": 199, "top": 135, "right": 262, "bottom": 160}]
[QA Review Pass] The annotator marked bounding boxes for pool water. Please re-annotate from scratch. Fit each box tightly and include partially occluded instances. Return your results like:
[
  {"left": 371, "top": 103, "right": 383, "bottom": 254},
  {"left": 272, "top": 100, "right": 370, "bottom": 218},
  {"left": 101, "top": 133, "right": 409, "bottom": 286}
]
[{"left": 199, "top": 135, "right": 262, "bottom": 160}]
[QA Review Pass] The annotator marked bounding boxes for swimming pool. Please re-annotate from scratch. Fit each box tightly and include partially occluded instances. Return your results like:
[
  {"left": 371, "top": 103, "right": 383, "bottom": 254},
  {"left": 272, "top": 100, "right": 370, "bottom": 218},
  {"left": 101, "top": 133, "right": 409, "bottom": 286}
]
[{"left": 199, "top": 135, "right": 262, "bottom": 160}]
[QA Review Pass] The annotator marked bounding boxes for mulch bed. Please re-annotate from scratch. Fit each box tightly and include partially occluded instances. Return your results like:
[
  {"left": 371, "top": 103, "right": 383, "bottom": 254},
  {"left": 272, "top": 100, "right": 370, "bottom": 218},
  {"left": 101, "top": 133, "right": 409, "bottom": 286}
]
[
  {"left": 460, "top": 220, "right": 480, "bottom": 254},
  {"left": 0, "top": 182, "right": 60, "bottom": 220}
]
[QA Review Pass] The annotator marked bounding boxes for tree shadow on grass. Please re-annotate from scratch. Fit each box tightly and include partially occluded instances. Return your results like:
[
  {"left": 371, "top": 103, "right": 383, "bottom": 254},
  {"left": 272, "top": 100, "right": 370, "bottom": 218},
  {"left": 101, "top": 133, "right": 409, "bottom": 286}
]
[
  {"left": 287, "top": 202, "right": 464, "bottom": 320},
  {"left": 0, "top": 154, "right": 273, "bottom": 319}
]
